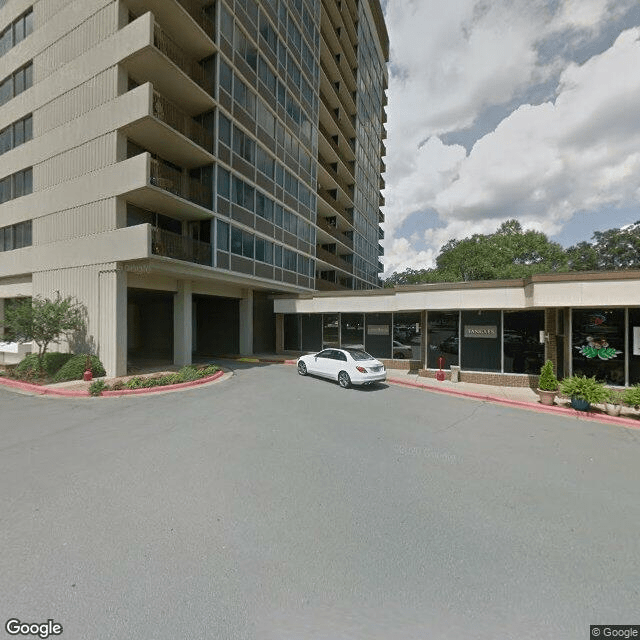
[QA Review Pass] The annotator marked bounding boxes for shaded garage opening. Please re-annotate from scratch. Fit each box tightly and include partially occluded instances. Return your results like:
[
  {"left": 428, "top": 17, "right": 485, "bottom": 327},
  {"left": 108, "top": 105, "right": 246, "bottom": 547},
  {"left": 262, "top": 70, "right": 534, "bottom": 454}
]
[
  {"left": 193, "top": 294, "right": 239, "bottom": 357},
  {"left": 127, "top": 288, "right": 174, "bottom": 369}
]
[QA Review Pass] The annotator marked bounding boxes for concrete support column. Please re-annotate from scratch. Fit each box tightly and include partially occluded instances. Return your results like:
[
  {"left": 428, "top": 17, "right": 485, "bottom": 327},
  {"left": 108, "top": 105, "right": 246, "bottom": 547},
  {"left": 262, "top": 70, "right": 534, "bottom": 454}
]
[
  {"left": 275, "top": 313, "right": 284, "bottom": 354},
  {"left": 420, "top": 310, "right": 427, "bottom": 367},
  {"left": 239, "top": 289, "right": 253, "bottom": 355},
  {"left": 544, "top": 308, "right": 558, "bottom": 374},
  {"left": 174, "top": 280, "right": 193, "bottom": 367},
  {"left": 98, "top": 267, "right": 127, "bottom": 377}
]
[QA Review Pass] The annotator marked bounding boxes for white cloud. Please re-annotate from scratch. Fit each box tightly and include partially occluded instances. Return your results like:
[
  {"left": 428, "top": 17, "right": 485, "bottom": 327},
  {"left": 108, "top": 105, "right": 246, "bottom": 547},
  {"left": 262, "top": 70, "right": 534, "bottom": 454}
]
[
  {"left": 382, "top": 1, "right": 640, "bottom": 276},
  {"left": 435, "top": 28, "right": 640, "bottom": 227}
]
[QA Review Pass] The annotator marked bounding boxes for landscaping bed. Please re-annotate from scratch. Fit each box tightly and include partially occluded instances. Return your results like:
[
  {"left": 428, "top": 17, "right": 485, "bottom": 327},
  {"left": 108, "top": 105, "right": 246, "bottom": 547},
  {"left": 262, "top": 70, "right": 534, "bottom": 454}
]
[{"left": 89, "top": 365, "right": 221, "bottom": 396}]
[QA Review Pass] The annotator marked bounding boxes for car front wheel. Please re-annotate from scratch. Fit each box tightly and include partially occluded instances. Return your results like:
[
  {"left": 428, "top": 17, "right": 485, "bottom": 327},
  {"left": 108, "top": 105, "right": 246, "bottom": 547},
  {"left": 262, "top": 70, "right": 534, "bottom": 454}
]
[
  {"left": 298, "top": 361, "right": 307, "bottom": 376},
  {"left": 338, "top": 371, "right": 351, "bottom": 388}
]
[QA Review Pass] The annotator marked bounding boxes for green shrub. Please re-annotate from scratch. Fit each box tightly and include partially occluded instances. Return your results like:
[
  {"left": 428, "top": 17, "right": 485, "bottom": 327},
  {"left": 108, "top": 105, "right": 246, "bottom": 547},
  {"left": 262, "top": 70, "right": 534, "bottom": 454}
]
[
  {"left": 559, "top": 375, "right": 609, "bottom": 404},
  {"left": 623, "top": 385, "right": 640, "bottom": 408},
  {"left": 16, "top": 352, "right": 73, "bottom": 378},
  {"left": 53, "top": 354, "right": 106, "bottom": 382},
  {"left": 538, "top": 360, "right": 558, "bottom": 391},
  {"left": 125, "top": 376, "right": 145, "bottom": 389},
  {"left": 89, "top": 380, "right": 107, "bottom": 396}
]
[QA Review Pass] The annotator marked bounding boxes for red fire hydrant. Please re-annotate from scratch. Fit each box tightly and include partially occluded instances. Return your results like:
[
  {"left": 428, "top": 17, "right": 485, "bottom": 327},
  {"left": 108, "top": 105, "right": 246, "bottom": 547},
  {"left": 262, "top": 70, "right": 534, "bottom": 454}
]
[
  {"left": 83, "top": 354, "right": 93, "bottom": 381},
  {"left": 436, "top": 356, "right": 446, "bottom": 381}
]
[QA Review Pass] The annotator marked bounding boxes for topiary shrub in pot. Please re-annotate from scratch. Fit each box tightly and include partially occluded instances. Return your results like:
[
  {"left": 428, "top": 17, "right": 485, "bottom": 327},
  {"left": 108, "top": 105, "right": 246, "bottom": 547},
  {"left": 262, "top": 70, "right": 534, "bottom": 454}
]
[
  {"left": 559, "top": 375, "right": 608, "bottom": 411},
  {"left": 537, "top": 360, "right": 559, "bottom": 406},
  {"left": 605, "top": 388, "right": 625, "bottom": 417}
]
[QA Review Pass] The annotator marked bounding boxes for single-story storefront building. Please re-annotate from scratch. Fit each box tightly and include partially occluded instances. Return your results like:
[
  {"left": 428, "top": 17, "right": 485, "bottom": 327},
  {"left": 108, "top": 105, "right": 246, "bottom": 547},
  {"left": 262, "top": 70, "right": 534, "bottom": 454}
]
[{"left": 273, "top": 270, "right": 640, "bottom": 387}]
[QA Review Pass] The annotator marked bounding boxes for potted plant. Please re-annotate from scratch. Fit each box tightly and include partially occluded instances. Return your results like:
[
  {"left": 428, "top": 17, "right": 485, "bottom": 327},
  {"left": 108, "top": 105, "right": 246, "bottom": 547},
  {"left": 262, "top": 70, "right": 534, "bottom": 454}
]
[
  {"left": 537, "top": 360, "right": 559, "bottom": 406},
  {"left": 558, "top": 375, "right": 608, "bottom": 411},
  {"left": 605, "top": 388, "right": 624, "bottom": 417}
]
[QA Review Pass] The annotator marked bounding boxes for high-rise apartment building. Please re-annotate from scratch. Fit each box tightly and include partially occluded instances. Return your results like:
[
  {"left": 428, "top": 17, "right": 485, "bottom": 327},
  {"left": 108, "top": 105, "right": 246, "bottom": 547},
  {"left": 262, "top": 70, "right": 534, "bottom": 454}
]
[{"left": 0, "top": 0, "right": 388, "bottom": 376}]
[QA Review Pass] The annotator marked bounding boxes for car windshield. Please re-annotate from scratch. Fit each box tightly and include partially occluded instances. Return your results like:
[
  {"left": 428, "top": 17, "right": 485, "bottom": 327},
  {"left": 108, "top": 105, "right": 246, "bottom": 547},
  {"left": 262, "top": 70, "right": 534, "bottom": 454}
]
[{"left": 346, "top": 349, "right": 375, "bottom": 361}]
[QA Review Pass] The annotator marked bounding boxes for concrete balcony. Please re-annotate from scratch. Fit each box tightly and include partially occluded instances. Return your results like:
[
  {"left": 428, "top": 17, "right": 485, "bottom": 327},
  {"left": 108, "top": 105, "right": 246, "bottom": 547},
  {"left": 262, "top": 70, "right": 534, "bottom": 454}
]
[
  {"left": 122, "top": 84, "right": 214, "bottom": 168},
  {"left": 151, "top": 227, "right": 212, "bottom": 266},
  {"left": 316, "top": 246, "right": 353, "bottom": 274},
  {"left": 121, "top": 13, "right": 215, "bottom": 115},
  {"left": 316, "top": 216, "right": 354, "bottom": 250},
  {"left": 123, "top": 152, "right": 213, "bottom": 221},
  {"left": 126, "top": 0, "right": 215, "bottom": 58},
  {"left": 315, "top": 277, "right": 350, "bottom": 291},
  {"left": 31, "top": 225, "right": 152, "bottom": 272}
]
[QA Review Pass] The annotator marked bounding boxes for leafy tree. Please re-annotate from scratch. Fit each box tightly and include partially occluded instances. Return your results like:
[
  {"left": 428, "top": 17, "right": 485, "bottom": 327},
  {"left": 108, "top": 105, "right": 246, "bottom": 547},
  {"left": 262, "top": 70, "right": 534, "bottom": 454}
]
[
  {"left": 434, "top": 220, "right": 567, "bottom": 281},
  {"left": 3, "top": 293, "right": 86, "bottom": 372},
  {"left": 565, "top": 241, "right": 599, "bottom": 271},
  {"left": 566, "top": 222, "right": 640, "bottom": 271}
]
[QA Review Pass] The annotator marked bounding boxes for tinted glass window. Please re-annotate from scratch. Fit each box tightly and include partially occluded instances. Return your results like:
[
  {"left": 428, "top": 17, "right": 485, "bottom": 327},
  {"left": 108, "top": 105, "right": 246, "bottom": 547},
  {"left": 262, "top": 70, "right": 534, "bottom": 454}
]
[
  {"left": 503, "top": 311, "right": 544, "bottom": 374},
  {"left": 572, "top": 309, "right": 625, "bottom": 385}
]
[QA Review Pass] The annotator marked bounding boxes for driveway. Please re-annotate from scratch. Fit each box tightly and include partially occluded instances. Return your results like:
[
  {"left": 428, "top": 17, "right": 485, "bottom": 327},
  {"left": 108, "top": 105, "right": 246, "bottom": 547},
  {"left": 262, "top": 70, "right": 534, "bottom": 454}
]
[{"left": 1, "top": 361, "right": 639, "bottom": 639}]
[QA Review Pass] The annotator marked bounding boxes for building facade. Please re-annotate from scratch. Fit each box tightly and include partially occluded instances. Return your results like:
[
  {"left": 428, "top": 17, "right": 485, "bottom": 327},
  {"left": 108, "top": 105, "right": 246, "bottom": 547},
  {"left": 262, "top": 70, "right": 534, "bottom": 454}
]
[
  {"left": 274, "top": 271, "right": 640, "bottom": 387},
  {"left": 0, "top": 0, "right": 388, "bottom": 375}
]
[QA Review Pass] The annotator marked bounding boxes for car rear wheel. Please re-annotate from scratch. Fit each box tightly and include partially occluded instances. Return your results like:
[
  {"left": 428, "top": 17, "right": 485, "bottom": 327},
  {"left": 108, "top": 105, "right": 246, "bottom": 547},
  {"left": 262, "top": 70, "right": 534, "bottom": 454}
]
[
  {"left": 297, "top": 361, "right": 307, "bottom": 376},
  {"left": 338, "top": 371, "right": 351, "bottom": 388}
]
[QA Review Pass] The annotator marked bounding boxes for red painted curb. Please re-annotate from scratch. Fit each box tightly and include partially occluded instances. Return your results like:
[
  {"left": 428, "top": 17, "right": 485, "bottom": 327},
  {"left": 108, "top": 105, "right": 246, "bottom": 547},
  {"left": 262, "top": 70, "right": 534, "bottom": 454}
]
[
  {"left": 387, "top": 377, "right": 640, "bottom": 429},
  {"left": 0, "top": 370, "right": 224, "bottom": 398}
]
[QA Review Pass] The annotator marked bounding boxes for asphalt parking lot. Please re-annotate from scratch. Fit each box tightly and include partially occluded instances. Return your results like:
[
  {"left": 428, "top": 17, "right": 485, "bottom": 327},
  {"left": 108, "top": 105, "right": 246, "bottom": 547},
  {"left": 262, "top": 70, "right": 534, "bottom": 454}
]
[{"left": 1, "top": 361, "right": 639, "bottom": 639}]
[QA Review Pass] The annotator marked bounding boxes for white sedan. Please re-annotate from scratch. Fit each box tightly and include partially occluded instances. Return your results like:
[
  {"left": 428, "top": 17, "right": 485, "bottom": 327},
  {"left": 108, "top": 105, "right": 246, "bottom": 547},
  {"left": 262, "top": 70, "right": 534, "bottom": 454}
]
[{"left": 297, "top": 348, "right": 386, "bottom": 388}]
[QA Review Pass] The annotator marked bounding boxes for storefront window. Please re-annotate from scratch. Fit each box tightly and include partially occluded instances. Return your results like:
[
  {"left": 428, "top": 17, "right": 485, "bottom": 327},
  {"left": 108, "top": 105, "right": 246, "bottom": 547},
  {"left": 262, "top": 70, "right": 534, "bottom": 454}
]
[
  {"left": 460, "top": 310, "right": 501, "bottom": 372},
  {"left": 393, "top": 312, "right": 421, "bottom": 360},
  {"left": 365, "top": 313, "right": 392, "bottom": 359},
  {"left": 503, "top": 311, "right": 544, "bottom": 374},
  {"left": 322, "top": 313, "right": 339, "bottom": 348},
  {"left": 301, "top": 314, "right": 322, "bottom": 352},
  {"left": 341, "top": 313, "right": 364, "bottom": 349},
  {"left": 572, "top": 309, "right": 625, "bottom": 385},
  {"left": 427, "top": 311, "right": 459, "bottom": 369}
]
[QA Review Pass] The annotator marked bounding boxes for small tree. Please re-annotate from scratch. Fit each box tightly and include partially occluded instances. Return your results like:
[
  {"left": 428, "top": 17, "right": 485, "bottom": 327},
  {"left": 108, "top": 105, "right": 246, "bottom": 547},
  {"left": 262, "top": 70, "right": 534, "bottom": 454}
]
[
  {"left": 3, "top": 293, "right": 86, "bottom": 373},
  {"left": 538, "top": 360, "right": 559, "bottom": 391}
]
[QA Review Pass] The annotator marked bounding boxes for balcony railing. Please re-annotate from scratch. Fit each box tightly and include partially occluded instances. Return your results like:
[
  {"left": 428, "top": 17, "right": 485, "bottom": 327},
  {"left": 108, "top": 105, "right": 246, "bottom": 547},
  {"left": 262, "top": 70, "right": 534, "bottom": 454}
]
[
  {"left": 153, "top": 25, "right": 212, "bottom": 94},
  {"left": 316, "top": 246, "right": 353, "bottom": 273},
  {"left": 152, "top": 227, "right": 212, "bottom": 265},
  {"left": 315, "top": 277, "right": 350, "bottom": 291},
  {"left": 175, "top": 0, "right": 215, "bottom": 41},
  {"left": 317, "top": 217, "right": 354, "bottom": 250},
  {"left": 152, "top": 91, "right": 213, "bottom": 152},
  {"left": 149, "top": 158, "right": 211, "bottom": 209}
]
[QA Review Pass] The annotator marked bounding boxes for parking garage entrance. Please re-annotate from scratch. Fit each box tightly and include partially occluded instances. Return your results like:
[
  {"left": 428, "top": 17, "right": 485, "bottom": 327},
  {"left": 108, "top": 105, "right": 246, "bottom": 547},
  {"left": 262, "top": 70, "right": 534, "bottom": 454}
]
[
  {"left": 127, "top": 288, "right": 174, "bottom": 369},
  {"left": 192, "top": 294, "right": 239, "bottom": 357}
]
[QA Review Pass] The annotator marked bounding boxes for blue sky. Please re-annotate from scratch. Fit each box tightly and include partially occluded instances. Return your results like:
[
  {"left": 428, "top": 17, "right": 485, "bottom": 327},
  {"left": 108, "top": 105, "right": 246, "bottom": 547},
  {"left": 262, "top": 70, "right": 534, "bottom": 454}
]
[{"left": 380, "top": 1, "right": 640, "bottom": 275}]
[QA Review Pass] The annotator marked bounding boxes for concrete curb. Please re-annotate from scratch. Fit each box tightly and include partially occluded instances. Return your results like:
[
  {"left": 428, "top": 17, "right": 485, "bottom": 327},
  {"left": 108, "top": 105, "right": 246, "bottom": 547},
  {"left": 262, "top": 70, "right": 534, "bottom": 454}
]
[
  {"left": 386, "top": 377, "right": 640, "bottom": 430},
  {"left": 0, "top": 370, "right": 225, "bottom": 398}
]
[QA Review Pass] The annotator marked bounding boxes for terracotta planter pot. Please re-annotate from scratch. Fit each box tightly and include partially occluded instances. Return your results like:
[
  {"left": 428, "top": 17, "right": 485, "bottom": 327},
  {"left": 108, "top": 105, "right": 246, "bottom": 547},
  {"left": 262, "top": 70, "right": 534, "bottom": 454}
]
[
  {"left": 605, "top": 403, "right": 622, "bottom": 417},
  {"left": 537, "top": 389, "right": 557, "bottom": 406}
]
